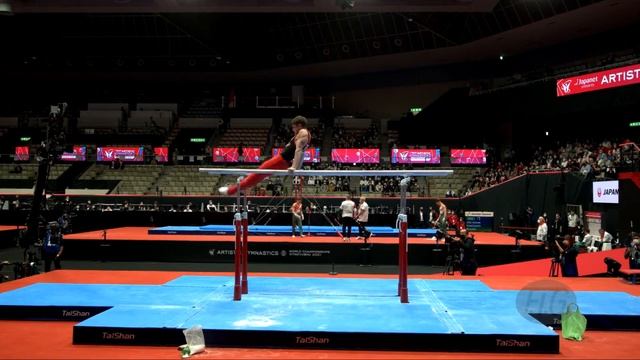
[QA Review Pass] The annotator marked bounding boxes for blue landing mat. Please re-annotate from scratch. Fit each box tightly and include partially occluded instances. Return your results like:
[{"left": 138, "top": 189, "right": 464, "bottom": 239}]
[
  {"left": 2, "top": 276, "right": 640, "bottom": 352},
  {"left": 149, "top": 225, "right": 438, "bottom": 237}
]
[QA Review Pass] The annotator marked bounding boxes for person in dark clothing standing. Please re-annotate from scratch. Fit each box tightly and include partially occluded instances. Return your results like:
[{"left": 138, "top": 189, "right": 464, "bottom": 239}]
[
  {"left": 556, "top": 235, "right": 579, "bottom": 277},
  {"left": 42, "top": 222, "right": 64, "bottom": 272}
]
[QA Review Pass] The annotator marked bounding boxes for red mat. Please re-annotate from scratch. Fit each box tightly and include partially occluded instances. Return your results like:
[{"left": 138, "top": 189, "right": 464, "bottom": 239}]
[
  {"left": 64, "top": 227, "right": 542, "bottom": 246},
  {"left": 479, "top": 248, "right": 628, "bottom": 277}
]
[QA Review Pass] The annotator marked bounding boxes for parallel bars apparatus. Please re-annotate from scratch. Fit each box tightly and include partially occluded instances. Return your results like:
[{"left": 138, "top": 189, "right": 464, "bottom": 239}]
[{"left": 200, "top": 168, "right": 453, "bottom": 303}]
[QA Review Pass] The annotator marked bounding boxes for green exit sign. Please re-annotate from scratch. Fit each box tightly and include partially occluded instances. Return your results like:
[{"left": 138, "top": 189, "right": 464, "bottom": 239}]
[
  {"left": 410, "top": 107, "right": 422, "bottom": 115},
  {"left": 630, "top": 122, "right": 640, "bottom": 127},
  {"left": 190, "top": 138, "right": 206, "bottom": 143},
  {"left": 20, "top": 137, "right": 31, "bottom": 142}
]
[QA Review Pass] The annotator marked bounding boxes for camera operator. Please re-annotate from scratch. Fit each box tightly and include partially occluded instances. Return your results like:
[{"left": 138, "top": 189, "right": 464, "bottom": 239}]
[
  {"left": 42, "top": 222, "right": 64, "bottom": 272},
  {"left": 624, "top": 236, "right": 640, "bottom": 270},
  {"left": 460, "top": 232, "right": 477, "bottom": 275},
  {"left": 555, "top": 235, "right": 579, "bottom": 277}
]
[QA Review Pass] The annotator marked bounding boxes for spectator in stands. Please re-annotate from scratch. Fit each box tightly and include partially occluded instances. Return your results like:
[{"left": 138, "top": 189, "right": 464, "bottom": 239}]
[
  {"left": 10, "top": 165, "right": 22, "bottom": 174},
  {"left": 340, "top": 194, "right": 356, "bottom": 242},
  {"left": 445, "top": 185, "right": 455, "bottom": 198},
  {"left": 169, "top": 205, "right": 177, "bottom": 213},
  {"left": 599, "top": 228, "right": 614, "bottom": 251},
  {"left": 290, "top": 199, "right": 304, "bottom": 238},
  {"left": 219, "top": 116, "right": 310, "bottom": 195},
  {"left": 536, "top": 216, "right": 548, "bottom": 243},
  {"left": 184, "top": 203, "right": 193, "bottom": 212},
  {"left": 152, "top": 201, "right": 160, "bottom": 212},
  {"left": 122, "top": 201, "right": 130, "bottom": 211}
]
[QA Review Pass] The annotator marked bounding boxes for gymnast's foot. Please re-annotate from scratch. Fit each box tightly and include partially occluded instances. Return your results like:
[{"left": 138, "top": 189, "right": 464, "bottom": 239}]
[{"left": 218, "top": 186, "right": 229, "bottom": 195}]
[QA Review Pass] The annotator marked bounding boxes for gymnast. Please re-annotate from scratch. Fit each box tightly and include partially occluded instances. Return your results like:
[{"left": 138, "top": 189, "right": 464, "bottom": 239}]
[{"left": 219, "top": 116, "right": 310, "bottom": 195}]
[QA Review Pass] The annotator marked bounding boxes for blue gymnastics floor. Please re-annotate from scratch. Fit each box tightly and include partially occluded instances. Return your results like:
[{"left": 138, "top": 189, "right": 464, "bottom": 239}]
[
  {"left": 149, "top": 225, "right": 438, "bottom": 237},
  {"left": 1, "top": 276, "right": 639, "bottom": 352}
]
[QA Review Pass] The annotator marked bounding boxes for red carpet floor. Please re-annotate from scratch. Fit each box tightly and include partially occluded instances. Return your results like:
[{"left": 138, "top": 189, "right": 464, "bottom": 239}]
[
  {"left": 65, "top": 227, "right": 542, "bottom": 246},
  {"left": 0, "top": 270, "right": 639, "bottom": 359},
  {"left": 0, "top": 225, "right": 25, "bottom": 232},
  {"left": 479, "top": 248, "right": 629, "bottom": 276}
]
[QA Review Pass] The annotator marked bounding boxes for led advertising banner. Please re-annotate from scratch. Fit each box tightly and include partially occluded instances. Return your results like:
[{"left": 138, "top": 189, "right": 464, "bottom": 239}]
[
  {"left": 331, "top": 149, "right": 380, "bottom": 164},
  {"left": 241, "top": 148, "right": 261, "bottom": 163},
  {"left": 15, "top": 146, "right": 29, "bottom": 161},
  {"left": 556, "top": 63, "right": 640, "bottom": 97},
  {"left": 212, "top": 147, "right": 238, "bottom": 162},
  {"left": 272, "top": 147, "right": 321, "bottom": 163},
  {"left": 153, "top": 147, "right": 169, "bottom": 163},
  {"left": 97, "top": 146, "right": 144, "bottom": 162},
  {"left": 391, "top": 148, "right": 440, "bottom": 164},
  {"left": 59, "top": 146, "right": 87, "bottom": 161},
  {"left": 451, "top": 149, "right": 487, "bottom": 165}
]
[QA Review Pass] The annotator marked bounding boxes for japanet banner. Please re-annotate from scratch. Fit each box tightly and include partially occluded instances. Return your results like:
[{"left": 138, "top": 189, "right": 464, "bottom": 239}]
[
  {"left": 556, "top": 63, "right": 640, "bottom": 97},
  {"left": 97, "top": 146, "right": 144, "bottom": 162},
  {"left": 391, "top": 148, "right": 440, "bottom": 164}
]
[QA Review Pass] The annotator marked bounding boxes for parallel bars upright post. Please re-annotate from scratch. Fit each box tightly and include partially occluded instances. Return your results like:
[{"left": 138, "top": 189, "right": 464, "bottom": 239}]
[
  {"left": 233, "top": 177, "right": 243, "bottom": 301},
  {"left": 241, "top": 192, "right": 249, "bottom": 294},
  {"left": 397, "top": 177, "right": 410, "bottom": 303}
]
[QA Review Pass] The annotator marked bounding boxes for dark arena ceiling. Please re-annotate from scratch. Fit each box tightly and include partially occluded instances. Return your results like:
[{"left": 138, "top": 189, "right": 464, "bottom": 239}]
[{"left": 1, "top": 0, "right": 639, "bottom": 78}]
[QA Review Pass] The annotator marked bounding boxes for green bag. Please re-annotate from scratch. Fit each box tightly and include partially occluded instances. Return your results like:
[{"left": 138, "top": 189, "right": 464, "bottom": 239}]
[{"left": 561, "top": 303, "right": 587, "bottom": 341}]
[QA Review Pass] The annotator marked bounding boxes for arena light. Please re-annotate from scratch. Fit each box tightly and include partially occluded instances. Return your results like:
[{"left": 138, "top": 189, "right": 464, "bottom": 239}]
[
  {"left": 190, "top": 138, "right": 206, "bottom": 143},
  {"left": 0, "top": 1, "right": 13, "bottom": 15},
  {"left": 410, "top": 107, "right": 422, "bottom": 115},
  {"left": 630, "top": 122, "right": 640, "bottom": 127}
]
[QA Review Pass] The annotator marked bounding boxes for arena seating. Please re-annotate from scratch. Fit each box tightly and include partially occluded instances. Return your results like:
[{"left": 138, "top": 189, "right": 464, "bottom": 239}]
[
  {"left": 154, "top": 165, "right": 221, "bottom": 195},
  {"left": 79, "top": 164, "right": 162, "bottom": 195},
  {"left": 0, "top": 164, "right": 70, "bottom": 180}
]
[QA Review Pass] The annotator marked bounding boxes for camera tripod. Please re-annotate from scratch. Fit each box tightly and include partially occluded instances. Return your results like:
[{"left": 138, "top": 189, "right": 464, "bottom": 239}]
[
  {"left": 442, "top": 244, "right": 461, "bottom": 275},
  {"left": 548, "top": 258, "right": 561, "bottom": 277}
]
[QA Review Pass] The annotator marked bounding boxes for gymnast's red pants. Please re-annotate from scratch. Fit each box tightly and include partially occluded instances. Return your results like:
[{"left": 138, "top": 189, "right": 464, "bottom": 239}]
[{"left": 225, "top": 155, "right": 290, "bottom": 195}]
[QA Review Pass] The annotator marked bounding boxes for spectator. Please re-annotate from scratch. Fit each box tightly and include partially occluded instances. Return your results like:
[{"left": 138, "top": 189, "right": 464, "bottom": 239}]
[
  {"left": 206, "top": 200, "right": 218, "bottom": 212},
  {"left": 599, "top": 228, "right": 614, "bottom": 251},
  {"left": 536, "top": 216, "right": 548, "bottom": 243}
]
